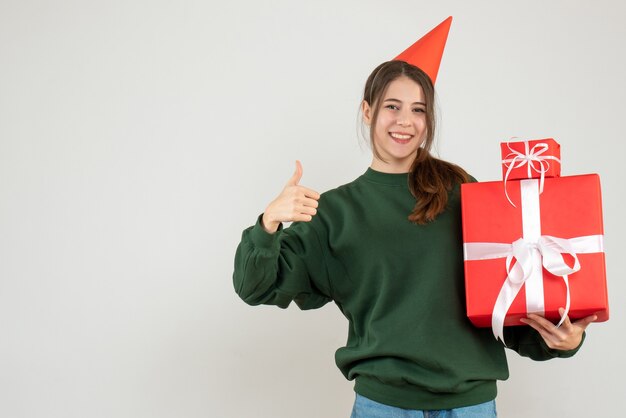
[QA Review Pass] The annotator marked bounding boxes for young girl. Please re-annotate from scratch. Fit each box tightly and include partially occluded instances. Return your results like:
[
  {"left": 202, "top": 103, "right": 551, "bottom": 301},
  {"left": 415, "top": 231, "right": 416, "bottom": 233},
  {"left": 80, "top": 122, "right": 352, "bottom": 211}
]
[{"left": 233, "top": 18, "right": 594, "bottom": 418}]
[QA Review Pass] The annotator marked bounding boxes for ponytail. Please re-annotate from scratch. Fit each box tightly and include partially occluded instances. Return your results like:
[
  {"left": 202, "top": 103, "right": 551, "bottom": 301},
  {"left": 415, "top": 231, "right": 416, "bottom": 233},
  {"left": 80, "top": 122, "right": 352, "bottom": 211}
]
[{"left": 407, "top": 148, "right": 470, "bottom": 224}]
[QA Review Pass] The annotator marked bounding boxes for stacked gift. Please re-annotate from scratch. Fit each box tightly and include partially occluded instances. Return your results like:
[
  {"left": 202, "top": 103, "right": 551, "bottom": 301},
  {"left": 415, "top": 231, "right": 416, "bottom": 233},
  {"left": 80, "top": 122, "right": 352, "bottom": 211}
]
[{"left": 461, "top": 138, "right": 609, "bottom": 341}]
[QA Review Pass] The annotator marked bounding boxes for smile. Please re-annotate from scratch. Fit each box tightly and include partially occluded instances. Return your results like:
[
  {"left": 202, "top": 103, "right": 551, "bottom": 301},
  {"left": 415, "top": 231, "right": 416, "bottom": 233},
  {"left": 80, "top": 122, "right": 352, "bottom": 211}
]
[{"left": 389, "top": 132, "right": 413, "bottom": 144}]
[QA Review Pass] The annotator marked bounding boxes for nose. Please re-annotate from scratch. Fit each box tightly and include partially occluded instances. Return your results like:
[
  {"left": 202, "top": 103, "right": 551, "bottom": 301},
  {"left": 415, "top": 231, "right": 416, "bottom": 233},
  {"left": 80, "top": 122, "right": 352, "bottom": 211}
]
[
  {"left": 396, "top": 108, "right": 412, "bottom": 127},
  {"left": 396, "top": 115, "right": 411, "bottom": 127}
]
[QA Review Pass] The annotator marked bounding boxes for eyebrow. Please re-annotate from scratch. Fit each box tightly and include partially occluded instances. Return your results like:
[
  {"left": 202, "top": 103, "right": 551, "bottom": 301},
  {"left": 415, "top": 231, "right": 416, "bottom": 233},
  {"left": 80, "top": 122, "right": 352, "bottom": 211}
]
[{"left": 383, "top": 98, "right": 426, "bottom": 106}]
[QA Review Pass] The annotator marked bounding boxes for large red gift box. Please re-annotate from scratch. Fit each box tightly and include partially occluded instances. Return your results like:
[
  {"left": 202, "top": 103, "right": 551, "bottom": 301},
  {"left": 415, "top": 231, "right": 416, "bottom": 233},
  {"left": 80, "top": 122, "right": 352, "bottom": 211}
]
[
  {"left": 461, "top": 174, "right": 608, "bottom": 339},
  {"left": 501, "top": 138, "right": 561, "bottom": 182}
]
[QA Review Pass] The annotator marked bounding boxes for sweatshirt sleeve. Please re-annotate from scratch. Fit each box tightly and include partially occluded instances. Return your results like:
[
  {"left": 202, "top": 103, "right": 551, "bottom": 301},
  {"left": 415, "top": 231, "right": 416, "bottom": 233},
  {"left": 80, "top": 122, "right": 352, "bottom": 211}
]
[
  {"left": 503, "top": 326, "right": 585, "bottom": 360},
  {"left": 232, "top": 214, "right": 332, "bottom": 310}
]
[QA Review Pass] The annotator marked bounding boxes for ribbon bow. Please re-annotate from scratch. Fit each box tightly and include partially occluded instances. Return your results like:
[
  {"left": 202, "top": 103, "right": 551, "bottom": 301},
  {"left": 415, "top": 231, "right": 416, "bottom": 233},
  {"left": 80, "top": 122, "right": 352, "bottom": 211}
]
[
  {"left": 507, "top": 236, "right": 580, "bottom": 286},
  {"left": 502, "top": 141, "right": 561, "bottom": 207},
  {"left": 465, "top": 234, "right": 603, "bottom": 342}
]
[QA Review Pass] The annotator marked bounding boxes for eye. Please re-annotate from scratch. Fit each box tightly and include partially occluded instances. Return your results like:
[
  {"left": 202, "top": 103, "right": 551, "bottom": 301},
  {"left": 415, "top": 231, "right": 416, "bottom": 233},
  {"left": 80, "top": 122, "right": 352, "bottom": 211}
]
[
  {"left": 385, "top": 104, "right": 399, "bottom": 110},
  {"left": 413, "top": 108, "right": 425, "bottom": 113}
]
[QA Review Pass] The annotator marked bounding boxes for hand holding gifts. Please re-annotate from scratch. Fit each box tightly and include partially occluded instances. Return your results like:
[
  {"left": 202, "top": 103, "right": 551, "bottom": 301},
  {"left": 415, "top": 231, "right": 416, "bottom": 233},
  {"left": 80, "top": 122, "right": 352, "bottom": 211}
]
[{"left": 520, "top": 308, "right": 596, "bottom": 351}]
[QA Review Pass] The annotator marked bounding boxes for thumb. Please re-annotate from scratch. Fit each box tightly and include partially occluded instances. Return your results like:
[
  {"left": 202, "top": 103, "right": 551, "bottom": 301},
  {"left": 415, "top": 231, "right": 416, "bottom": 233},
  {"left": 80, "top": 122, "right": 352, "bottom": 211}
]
[{"left": 286, "top": 160, "right": 303, "bottom": 186}]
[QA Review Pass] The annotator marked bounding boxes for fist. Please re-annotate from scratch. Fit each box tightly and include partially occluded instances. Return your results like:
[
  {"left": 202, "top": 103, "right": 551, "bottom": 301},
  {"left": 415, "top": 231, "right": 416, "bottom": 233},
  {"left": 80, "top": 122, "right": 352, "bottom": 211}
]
[{"left": 262, "top": 161, "right": 321, "bottom": 233}]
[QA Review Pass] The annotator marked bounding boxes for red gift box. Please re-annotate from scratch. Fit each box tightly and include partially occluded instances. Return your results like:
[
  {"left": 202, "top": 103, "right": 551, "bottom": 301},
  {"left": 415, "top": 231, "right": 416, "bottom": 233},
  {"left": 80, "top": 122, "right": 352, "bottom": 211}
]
[
  {"left": 501, "top": 138, "right": 561, "bottom": 182},
  {"left": 461, "top": 174, "right": 608, "bottom": 340}
]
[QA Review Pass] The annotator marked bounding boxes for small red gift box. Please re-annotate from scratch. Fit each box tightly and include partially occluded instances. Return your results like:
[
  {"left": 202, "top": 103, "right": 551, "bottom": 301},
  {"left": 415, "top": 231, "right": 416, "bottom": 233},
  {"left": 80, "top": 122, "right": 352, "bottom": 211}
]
[
  {"left": 461, "top": 174, "right": 608, "bottom": 340},
  {"left": 501, "top": 139, "right": 561, "bottom": 182}
]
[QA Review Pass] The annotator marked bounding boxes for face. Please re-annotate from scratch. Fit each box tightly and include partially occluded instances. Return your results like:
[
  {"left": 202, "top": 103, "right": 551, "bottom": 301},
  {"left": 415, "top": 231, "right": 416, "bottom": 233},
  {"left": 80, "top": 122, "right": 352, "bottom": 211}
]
[{"left": 362, "top": 76, "right": 427, "bottom": 173}]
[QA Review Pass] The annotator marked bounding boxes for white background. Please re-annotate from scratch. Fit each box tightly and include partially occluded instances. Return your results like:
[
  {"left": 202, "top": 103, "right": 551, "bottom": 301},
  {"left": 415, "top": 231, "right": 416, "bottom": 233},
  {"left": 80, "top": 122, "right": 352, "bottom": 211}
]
[{"left": 1, "top": 1, "right": 624, "bottom": 417}]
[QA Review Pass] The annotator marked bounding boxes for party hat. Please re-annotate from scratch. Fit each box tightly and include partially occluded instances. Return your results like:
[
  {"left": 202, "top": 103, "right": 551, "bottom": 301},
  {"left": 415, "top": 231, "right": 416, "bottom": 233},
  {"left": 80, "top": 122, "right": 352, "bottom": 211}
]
[{"left": 393, "top": 16, "right": 452, "bottom": 84}]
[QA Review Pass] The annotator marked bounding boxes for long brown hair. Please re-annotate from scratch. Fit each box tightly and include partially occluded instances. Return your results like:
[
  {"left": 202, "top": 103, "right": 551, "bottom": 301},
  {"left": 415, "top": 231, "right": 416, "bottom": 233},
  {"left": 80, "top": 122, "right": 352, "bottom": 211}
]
[{"left": 362, "top": 60, "right": 470, "bottom": 224}]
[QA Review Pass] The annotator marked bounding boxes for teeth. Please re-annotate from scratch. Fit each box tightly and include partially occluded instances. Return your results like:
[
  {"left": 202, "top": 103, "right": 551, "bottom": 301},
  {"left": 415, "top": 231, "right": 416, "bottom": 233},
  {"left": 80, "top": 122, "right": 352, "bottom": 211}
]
[{"left": 390, "top": 133, "right": 411, "bottom": 140}]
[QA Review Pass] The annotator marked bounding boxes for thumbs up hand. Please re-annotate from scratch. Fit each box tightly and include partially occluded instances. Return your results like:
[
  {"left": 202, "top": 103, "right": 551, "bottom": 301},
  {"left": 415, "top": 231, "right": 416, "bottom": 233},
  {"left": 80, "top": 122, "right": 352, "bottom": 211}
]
[{"left": 262, "top": 161, "right": 321, "bottom": 234}]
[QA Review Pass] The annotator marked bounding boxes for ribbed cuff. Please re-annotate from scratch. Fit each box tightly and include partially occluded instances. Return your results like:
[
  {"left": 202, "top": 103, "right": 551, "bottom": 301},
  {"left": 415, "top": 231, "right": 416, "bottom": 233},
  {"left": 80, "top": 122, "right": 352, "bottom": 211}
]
[{"left": 249, "top": 214, "right": 283, "bottom": 250}]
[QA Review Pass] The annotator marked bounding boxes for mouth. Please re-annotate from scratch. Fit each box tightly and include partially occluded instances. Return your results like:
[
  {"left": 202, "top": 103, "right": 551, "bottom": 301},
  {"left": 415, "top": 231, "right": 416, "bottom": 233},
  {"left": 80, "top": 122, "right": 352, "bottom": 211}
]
[{"left": 389, "top": 132, "right": 413, "bottom": 144}]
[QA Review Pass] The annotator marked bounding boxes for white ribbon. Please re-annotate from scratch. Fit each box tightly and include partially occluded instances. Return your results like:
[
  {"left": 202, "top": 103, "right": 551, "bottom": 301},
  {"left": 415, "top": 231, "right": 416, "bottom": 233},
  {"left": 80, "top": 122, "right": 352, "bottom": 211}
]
[
  {"left": 463, "top": 179, "right": 604, "bottom": 342},
  {"left": 502, "top": 140, "right": 561, "bottom": 207}
]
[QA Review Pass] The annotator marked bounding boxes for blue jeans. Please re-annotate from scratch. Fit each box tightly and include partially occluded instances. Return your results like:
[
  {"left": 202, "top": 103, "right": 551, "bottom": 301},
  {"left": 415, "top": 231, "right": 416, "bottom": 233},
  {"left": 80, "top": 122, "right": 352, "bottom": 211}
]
[{"left": 350, "top": 394, "right": 497, "bottom": 418}]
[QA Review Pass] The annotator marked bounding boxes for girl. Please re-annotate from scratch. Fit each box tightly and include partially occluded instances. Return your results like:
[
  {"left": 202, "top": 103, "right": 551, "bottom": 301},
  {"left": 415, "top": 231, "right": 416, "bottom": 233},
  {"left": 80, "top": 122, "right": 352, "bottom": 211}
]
[{"left": 233, "top": 18, "right": 594, "bottom": 418}]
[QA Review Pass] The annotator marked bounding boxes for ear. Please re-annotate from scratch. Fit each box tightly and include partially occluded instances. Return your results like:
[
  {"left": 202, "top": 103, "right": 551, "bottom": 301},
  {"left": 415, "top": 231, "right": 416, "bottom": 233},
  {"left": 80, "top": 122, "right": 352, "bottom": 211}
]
[{"left": 361, "top": 100, "right": 372, "bottom": 126}]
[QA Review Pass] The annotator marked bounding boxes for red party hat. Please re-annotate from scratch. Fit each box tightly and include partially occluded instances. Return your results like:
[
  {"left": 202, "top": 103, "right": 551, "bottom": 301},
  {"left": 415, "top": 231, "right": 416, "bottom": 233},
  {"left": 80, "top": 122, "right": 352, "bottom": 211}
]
[{"left": 393, "top": 16, "right": 453, "bottom": 84}]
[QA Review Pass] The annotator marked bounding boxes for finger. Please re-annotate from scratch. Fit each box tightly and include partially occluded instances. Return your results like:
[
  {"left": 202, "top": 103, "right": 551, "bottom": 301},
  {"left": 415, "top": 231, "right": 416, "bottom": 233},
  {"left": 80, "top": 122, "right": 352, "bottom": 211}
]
[
  {"left": 299, "top": 206, "right": 318, "bottom": 216},
  {"left": 526, "top": 314, "right": 566, "bottom": 339},
  {"left": 520, "top": 317, "right": 549, "bottom": 333},
  {"left": 292, "top": 213, "right": 313, "bottom": 222},
  {"left": 286, "top": 160, "right": 303, "bottom": 186},
  {"left": 526, "top": 313, "right": 558, "bottom": 330},
  {"left": 298, "top": 186, "right": 320, "bottom": 200},
  {"left": 291, "top": 196, "right": 318, "bottom": 208},
  {"left": 301, "top": 197, "right": 319, "bottom": 209},
  {"left": 557, "top": 307, "right": 573, "bottom": 331},
  {"left": 573, "top": 314, "right": 598, "bottom": 330}
]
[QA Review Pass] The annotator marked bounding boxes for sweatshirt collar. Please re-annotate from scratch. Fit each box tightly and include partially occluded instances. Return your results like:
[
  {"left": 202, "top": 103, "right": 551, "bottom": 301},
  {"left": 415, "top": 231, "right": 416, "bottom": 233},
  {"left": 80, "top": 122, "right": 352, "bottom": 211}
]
[{"left": 362, "top": 167, "right": 410, "bottom": 186}]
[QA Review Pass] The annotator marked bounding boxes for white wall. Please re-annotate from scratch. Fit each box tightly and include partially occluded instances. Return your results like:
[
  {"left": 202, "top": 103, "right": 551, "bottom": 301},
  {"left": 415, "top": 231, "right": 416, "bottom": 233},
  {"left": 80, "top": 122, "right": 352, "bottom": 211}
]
[{"left": 1, "top": 1, "right": 624, "bottom": 417}]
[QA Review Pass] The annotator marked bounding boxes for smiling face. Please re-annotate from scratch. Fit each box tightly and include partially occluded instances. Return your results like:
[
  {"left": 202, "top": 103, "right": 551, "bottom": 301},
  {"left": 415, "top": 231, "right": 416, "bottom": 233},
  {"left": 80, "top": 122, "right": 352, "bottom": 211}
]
[{"left": 362, "top": 76, "right": 428, "bottom": 173}]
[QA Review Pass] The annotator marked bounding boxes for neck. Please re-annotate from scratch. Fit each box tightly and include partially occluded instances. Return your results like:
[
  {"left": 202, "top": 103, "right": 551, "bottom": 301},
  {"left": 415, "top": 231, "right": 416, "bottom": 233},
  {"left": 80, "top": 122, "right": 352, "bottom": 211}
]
[{"left": 370, "top": 157, "right": 413, "bottom": 174}]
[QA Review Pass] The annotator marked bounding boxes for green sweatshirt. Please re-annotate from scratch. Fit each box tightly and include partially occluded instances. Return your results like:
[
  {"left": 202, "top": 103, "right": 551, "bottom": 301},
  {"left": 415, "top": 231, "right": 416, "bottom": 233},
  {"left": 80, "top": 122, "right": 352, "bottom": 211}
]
[{"left": 233, "top": 168, "right": 582, "bottom": 410}]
